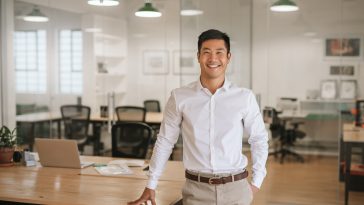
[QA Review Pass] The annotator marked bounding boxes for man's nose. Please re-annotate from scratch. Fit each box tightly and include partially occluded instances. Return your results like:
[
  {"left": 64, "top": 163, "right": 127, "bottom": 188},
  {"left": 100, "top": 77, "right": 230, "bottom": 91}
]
[{"left": 209, "top": 53, "right": 218, "bottom": 61}]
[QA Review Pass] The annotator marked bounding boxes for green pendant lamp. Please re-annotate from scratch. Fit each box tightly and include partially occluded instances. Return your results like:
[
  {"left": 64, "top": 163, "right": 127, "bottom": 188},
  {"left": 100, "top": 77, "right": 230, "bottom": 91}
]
[
  {"left": 270, "top": 0, "right": 299, "bottom": 12},
  {"left": 23, "top": 6, "right": 49, "bottom": 22},
  {"left": 135, "top": 0, "right": 162, "bottom": 18}
]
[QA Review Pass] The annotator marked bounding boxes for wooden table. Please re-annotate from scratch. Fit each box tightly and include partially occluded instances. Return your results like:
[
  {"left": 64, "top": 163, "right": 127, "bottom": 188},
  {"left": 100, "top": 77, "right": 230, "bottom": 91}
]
[
  {"left": 16, "top": 112, "right": 164, "bottom": 154},
  {"left": 16, "top": 112, "right": 63, "bottom": 150},
  {"left": 342, "top": 123, "right": 364, "bottom": 205},
  {"left": 343, "top": 123, "right": 364, "bottom": 164},
  {"left": 0, "top": 156, "right": 183, "bottom": 205},
  {"left": 16, "top": 112, "right": 163, "bottom": 127}
]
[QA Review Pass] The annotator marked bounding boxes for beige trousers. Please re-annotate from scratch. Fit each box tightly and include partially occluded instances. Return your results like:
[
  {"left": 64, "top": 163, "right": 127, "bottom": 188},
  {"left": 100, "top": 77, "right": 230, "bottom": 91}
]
[{"left": 182, "top": 172, "right": 253, "bottom": 205}]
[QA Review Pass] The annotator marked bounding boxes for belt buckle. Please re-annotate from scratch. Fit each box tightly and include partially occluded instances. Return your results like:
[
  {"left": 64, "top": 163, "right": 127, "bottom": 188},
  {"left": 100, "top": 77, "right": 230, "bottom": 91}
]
[{"left": 208, "top": 176, "right": 220, "bottom": 185}]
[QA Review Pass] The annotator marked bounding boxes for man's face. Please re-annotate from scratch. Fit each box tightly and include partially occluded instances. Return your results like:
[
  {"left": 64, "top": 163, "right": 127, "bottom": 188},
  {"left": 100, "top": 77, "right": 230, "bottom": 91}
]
[{"left": 198, "top": 39, "right": 231, "bottom": 81}]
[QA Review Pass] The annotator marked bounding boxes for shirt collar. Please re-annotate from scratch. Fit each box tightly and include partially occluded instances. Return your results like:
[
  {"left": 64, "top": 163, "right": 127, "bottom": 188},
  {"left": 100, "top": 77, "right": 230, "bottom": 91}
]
[{"left": 195, "top": 77, "right": 231, "bottom": 92}]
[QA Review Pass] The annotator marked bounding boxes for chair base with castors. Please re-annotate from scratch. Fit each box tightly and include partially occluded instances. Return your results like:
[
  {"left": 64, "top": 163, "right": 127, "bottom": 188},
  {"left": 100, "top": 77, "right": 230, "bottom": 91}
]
[{"left": 269, "top": 148, "right": 304, "bottom": 164}]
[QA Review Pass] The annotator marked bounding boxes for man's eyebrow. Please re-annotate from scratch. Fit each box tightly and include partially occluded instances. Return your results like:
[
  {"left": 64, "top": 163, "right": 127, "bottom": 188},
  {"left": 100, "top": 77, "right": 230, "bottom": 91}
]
[
  {"left": 201, "top": 47, "right": 226, "bottom": 51},
  {"left": 201, "top": 47, "right": 211, "bottom": 51}
]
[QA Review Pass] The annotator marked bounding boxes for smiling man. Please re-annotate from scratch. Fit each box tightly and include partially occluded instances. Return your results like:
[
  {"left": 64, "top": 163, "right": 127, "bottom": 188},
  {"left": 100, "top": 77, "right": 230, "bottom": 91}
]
[{"left": 128, "top": 29, "right": 269, "bottom": 205}]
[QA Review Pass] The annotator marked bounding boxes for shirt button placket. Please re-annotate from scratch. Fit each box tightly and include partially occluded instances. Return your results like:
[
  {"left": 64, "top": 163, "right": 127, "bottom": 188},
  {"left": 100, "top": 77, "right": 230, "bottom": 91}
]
[{"left": 210, "top": 95, "right": 215, "bottom": 169}]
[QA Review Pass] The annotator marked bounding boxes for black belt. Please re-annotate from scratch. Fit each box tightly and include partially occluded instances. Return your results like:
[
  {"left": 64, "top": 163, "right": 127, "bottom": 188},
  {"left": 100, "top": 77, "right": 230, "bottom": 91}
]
[{"left": 185, "top": 170, "right": 248, "bottom": 185}]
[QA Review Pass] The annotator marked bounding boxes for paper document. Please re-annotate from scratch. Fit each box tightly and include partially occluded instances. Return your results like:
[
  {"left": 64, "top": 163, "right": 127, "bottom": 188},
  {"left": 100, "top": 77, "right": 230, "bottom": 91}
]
[
  {"left": 108, "top": 159, "right": 145, "bottom": 167},
  {"left": 94, "top": 164, "right": 133, "bottom": 176}
]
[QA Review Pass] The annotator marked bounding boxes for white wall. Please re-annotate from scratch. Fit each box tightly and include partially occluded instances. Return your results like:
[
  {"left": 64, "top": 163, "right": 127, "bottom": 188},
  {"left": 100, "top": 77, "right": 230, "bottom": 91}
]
[
  {"left": 125, "top": 0, "right": 252, "bottom": 109},
  {"left": 252, "top": 0, "right": 364, "bottom": 108},
  {"left": 10, "top": 0, "right": 364, "bottom": 119},
  {"left": 125, "top": 0, "right": 180, "bottom": 109},
  {"left": 1, "top": 0, "right": 16, "bottom": 128}
]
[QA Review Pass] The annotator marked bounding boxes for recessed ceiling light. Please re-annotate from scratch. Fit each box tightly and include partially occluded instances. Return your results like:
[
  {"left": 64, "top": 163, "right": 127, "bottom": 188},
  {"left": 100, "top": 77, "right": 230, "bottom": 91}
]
[
  {"left": 88, "top": 0, "right": 119, "bottom": 7},
  {"left": 84, "top": 28, "right": 103, "bottom": 33}
]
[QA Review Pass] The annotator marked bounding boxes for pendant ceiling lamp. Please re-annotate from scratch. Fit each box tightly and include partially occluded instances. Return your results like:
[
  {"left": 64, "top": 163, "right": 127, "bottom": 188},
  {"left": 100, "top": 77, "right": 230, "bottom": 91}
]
[
  {"left": 270, "top": 0, "right": 299, "bottom": 12},
  {"left": 23, "top": 6, "right": 49, "bottom": 22},
  {"left": 180, "top": 0, "right": 203, "bottom": 16},
  {"left": 135, "top": 0, "right": 162, "bottom": 18},
  {"left": 88, "top": 0, "right": 119, "bottom": 6}
]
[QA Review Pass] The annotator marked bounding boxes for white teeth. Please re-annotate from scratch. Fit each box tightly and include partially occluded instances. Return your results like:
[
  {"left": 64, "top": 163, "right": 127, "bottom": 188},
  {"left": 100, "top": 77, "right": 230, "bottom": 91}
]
[{"left": 208, "top": 65, "right": 219, "bottom": 68}]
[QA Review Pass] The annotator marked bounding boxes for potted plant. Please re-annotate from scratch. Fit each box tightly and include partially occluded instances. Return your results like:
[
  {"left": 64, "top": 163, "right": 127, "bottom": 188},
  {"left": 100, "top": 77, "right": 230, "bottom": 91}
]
[{"left": 0, "top": 125, "right": 17, "bottom": 166}]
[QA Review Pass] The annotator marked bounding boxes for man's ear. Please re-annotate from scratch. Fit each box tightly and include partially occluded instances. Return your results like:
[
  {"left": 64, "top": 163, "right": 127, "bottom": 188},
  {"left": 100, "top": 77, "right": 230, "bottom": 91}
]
[{"left": 227, "top": 52, "right": 231, "bottom": 62}]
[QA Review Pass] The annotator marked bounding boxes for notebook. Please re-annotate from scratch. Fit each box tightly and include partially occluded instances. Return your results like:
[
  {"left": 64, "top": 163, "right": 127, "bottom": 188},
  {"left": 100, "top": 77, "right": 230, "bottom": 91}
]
[{"left": 35, "top": 138, "right": 94, "bottom": 169}]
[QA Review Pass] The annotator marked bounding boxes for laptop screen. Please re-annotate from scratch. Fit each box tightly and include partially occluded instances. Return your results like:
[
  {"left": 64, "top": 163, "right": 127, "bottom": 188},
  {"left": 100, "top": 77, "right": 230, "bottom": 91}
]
[{"left": 35, "top": 138, "right": 86, "bottom": 169}]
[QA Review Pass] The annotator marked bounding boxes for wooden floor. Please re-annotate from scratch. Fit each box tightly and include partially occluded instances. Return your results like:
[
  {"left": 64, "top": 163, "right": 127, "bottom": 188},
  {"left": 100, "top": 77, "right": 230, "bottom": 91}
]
[
  {"left": 249, "top": 155, "right": 364, "bottom": 205},
  {"left": 109, "top": 148, "right": 364, "bottom": 205}
]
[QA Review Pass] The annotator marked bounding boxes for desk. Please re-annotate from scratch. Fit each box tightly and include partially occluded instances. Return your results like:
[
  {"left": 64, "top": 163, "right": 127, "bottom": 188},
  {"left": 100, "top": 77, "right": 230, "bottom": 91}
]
[
  {"left": 88, "top": 112, "right": 163, "bottom": 155},
  {"left": 16, "top": 112, "right": 163, "bottom": 128},
  {"left": 342, "top": 124, "right": 364, "bottom": 205},
  {"left": 16, "top": 112, "right": 164, "bottom": 154},
  {"left": 343, "top": 124, "right": 364, "bottom": 163},
  {"left": 16, "top": 112, "right": 62, "bottom": 150},
  {"left": 279, "top": 111, "right": 308, "bottom": 120},
  {"left": 0, "top": 156, "right": 183, "bottom": 205}
]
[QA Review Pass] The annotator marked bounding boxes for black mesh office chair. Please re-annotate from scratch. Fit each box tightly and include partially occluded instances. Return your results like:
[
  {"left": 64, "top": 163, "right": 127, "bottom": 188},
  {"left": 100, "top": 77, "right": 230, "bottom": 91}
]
[
  {"left": 143, "top": 100, "right": 161, "bottom": 112},
  {"left": 111, "top": 122, "right": 153, "bottom": 159},
  {"left": 60, "top": 105, "right": 92, "bottom": 153},
  {"left": 143, "top": 100, "right": 162, "bottom": 143},
  {"left": 115, "top": 106, "right": 146, "bottom": 122},
  {"left": 264, "top": 107, "right": 306, "bottom": 163}
]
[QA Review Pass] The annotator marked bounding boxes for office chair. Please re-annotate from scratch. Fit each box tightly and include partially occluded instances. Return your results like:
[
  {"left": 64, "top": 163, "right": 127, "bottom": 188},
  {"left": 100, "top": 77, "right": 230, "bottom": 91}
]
[
  {"left": 143, "top": 100, "right": 162, "bottom": 143},
  {"left": 143, "top": 100, "right": 161, "bottom": 113},
  {"left": 115, "top": 106, "right": 146, "bottom": 122},
  {"left": 60, "top": 105, "right": 94, "bottom": 153},
  {"left": 264, "top": 107, "right": 305, "bottom": 164},
  {"left": 111, "top": 122, "right": 153, "bottom": 159}
]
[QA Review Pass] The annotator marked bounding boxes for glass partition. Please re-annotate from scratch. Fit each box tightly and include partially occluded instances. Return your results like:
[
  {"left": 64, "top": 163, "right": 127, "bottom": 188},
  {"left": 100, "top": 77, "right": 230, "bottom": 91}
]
[
  {"left": 6, "top": 0, "right": 363, "bottom": 156},
  {"left": 180, "top": 0, "right": 252, "bottom": 88},
  {"left": 259, "top": 0, "right": 364, "bottom": 154}
]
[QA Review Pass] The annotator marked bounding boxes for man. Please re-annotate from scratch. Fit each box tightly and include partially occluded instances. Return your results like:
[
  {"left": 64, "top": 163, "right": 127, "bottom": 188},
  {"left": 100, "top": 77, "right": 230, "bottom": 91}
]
[{"left": 128, "top": 29, "right": 268, "bottom": 205}]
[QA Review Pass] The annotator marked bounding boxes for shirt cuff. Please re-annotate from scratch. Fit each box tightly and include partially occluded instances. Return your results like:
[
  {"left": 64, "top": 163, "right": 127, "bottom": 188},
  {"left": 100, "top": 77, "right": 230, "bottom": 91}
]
[
  {"left": 146, "top": 178, "right": 158, "bottom": 190},
  {"left": 251, "top": 174, "right": 264, "bottom": 189}
]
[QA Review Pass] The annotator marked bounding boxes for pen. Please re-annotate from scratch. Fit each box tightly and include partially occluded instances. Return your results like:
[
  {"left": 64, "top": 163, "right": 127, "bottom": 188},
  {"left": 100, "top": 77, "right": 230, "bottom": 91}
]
[{"left": 93, "top": 163, "right": 107, "bottom": 167}]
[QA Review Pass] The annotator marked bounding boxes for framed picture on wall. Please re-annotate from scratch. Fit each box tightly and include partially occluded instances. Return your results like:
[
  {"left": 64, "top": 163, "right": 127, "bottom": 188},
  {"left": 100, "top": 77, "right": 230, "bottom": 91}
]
[
  {"left": 143, "top": 50, "right": 169, "bottom": 75},
  {"left": 325, "top": 37, "right": 361, "bottom": 59},
  {"left": 320, "top": 80, "right": 337, "bottom": 99},
  {"left": 339, "top": 80, "right": 357, "bottom": 99},
  {"left": 329, "top": 65, "right": 355, "bottom": 76},
  {"left": 173, "top": 50, "right": 199, "bottom": 75}
]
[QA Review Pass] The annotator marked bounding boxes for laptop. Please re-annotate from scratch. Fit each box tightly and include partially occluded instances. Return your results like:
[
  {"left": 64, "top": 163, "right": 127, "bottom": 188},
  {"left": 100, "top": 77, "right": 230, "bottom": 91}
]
[{"left": 35, "top": 138, "right": 94, "bottom": 169}]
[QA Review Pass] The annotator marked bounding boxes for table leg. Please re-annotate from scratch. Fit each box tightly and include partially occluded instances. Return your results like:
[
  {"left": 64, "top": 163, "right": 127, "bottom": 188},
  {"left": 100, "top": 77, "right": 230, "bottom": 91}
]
[
  {"left": 57, "top": 120, "right": 61, "bottom": 139},
  {"left": 92, "top": 122, "right": 102, "bottom": 156}
]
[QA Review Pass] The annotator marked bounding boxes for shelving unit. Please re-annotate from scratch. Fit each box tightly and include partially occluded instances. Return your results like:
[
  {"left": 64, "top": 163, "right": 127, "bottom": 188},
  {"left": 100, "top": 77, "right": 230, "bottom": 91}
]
[
  {"left": 82, "top": 14, "right": 127, "bottom": 115},
  {"left": 295, "top": 99, "right": 356, "bottom": 151},
  {"left": 301, "top": 99, "right": 355, "bottom": 115}
]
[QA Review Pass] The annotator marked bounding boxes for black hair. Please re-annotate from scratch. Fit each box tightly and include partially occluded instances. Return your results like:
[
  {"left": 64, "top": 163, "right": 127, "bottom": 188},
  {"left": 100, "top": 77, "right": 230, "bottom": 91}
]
[{"left": 198, "top": 29, "right": 230, "bottom": 54}]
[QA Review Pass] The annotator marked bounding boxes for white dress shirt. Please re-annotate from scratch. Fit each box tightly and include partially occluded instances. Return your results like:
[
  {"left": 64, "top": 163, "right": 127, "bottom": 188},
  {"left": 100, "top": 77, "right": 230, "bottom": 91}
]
[{"left": 147, "top": 79, "right": 268, "bottom": 189}]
